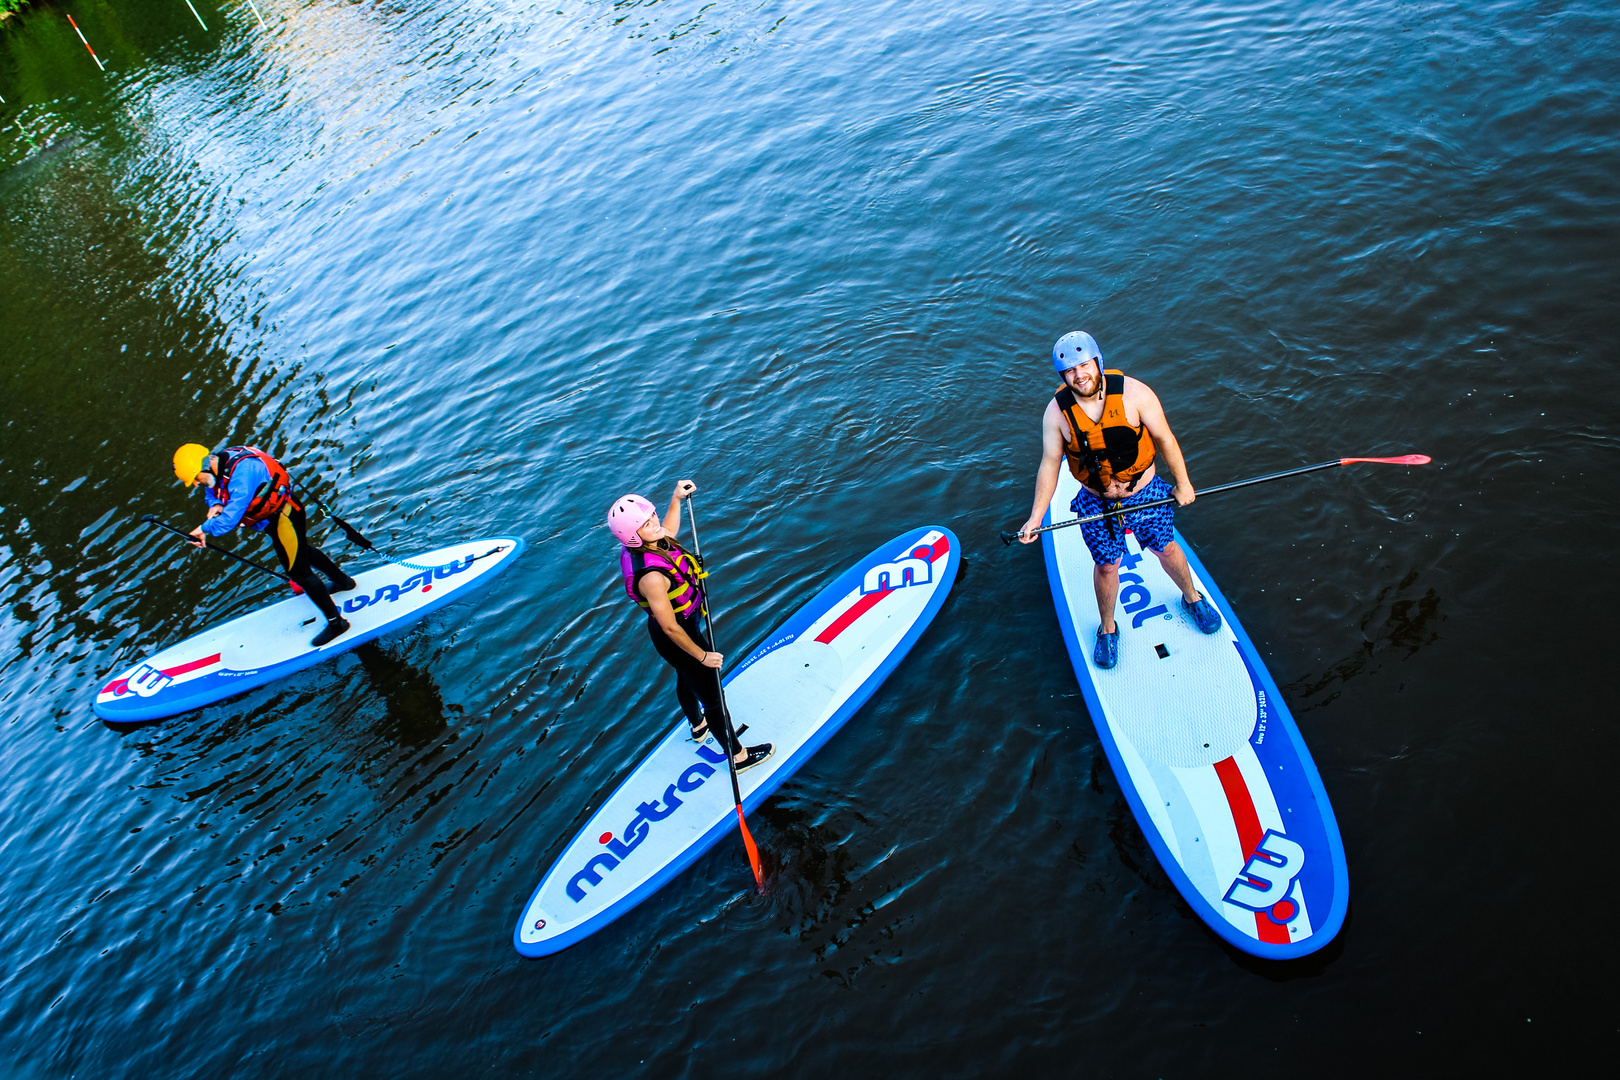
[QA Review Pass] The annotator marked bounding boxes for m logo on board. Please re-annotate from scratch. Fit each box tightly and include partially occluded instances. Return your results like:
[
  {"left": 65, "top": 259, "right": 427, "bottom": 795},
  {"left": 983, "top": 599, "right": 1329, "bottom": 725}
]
[
  {"left": 860, "top": 547, "right": 934, "bottom": 595},
  {"left": 1223, "top": 830, "right": 1305, "bottom": 914},
  {"left": 128, "top": 664, "right": 173, "bottom": 698}
]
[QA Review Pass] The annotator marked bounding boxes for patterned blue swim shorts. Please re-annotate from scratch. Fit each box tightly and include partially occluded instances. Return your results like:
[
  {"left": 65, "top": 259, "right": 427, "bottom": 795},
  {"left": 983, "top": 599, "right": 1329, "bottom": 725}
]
[{"left": 1068, "top": 474, "right": 1177, "bottom": 566}]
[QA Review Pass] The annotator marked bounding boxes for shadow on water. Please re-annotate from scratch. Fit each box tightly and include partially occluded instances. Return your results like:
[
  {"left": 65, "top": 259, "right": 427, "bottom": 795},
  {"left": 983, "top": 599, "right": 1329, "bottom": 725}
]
[
  {"left": 754, "top": 792, "right": 861, "bottom": 934},
  {"left": 1284, "top": 568, "right": 1446, "bottom": 710},
  {"left": 748, "top": 790, "right": 926, "bottom": 988},
  {"left": 351, "top": 641, "right": 455, "bottom": 751}
]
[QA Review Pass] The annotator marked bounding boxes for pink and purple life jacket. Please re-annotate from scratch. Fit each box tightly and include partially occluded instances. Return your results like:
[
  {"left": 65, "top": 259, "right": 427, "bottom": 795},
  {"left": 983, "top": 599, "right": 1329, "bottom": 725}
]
[{"left": 620, "top": 541, "right": 705, "bottom": 621}]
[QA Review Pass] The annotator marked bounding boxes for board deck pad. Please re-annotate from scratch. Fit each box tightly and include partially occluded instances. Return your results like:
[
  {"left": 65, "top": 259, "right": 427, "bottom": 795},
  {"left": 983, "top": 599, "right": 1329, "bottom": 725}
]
[
  {"left": 92, "top": 537, "right": 526, "bottom": 724},
  {"left": 1043, "top": 469, "right": 1347, "bottom": 959},
  {"left": 514, "top": 526, "right": 959, "bottom": 957}
]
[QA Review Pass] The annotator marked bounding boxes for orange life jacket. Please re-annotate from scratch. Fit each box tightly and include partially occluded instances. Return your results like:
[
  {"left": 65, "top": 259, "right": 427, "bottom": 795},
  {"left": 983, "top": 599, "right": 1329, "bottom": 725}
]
[
  {"left": 214, "top": 446, "right": 296, "bottom": 525},
  {"left": 1054, "top": 370, "right": 1157, "bottom": 494}
]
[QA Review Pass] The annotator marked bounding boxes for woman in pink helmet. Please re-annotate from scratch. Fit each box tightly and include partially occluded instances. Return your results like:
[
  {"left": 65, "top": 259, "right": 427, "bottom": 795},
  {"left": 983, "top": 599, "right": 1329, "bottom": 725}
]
[{"left": 608, "top": 480, "right": 772, "bottom": 772}]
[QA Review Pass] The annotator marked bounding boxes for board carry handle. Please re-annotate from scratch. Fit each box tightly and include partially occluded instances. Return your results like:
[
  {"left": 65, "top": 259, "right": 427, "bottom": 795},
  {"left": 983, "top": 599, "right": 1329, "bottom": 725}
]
[{"left": 1001, "top": 454, "right": 1431, "bottom": 545}]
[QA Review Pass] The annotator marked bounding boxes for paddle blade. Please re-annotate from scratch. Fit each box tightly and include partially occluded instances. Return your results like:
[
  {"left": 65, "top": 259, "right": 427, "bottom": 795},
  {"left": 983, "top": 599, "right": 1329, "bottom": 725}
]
[
  {"left": 736, "top": 805, "right": 766, "bottom": 892},
  {"left": 330, "top": 512, "right": 378, "bottom": 552},
  {"left": 1339, "top": 454, "right": 1431, "bottom": 466}
]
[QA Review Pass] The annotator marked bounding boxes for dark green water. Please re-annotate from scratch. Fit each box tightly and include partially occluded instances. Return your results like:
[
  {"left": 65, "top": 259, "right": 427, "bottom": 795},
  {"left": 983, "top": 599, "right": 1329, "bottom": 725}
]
[{"left": 1, "top": 0, "right": 1614, "bottom": 1074}]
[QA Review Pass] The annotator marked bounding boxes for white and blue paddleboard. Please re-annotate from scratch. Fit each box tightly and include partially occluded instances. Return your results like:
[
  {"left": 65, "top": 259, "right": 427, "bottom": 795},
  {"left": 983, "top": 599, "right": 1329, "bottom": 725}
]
[
  {"left": 514, "top": 525, "right": 959, "bottom": 957},
  {"left": 93, "top": 537, "right": 526, "bottom": 724},
  {"left": 1043, "top": 470, "right": 1347, "bottom": 959}
]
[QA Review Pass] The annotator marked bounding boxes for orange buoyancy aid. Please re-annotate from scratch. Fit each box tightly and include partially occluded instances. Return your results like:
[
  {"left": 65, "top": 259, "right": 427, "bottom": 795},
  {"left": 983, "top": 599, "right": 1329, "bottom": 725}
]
[
  {"left": 215, "top": 446, "right": 296, "bottom": 525},
  {"left": 1054, "top": 370, "right": 1158, "bottom": 494},
  {"left": 621, "top": 540, "right": 706, "bottom": 621}
]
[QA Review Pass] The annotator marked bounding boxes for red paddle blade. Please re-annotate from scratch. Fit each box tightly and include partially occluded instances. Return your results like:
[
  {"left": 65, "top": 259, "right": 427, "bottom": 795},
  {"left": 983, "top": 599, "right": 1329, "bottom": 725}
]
[
  {"left": 1340, "top": 454, "right": 1431, "bottom": 466},
  {"left": 736, "top": 806, "right": 766, "bottom": 891}
]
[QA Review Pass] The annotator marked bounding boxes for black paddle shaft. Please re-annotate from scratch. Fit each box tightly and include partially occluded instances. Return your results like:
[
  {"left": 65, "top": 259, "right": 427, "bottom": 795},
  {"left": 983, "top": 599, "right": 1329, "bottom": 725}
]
[
  {"left": 1000, "top": 459, "right": 1351, "bottom": 546},
  {"left": 682, "top": 498, "right": 748, "bottom": 801},
  {"left": 140, "top": 515, "right": 291, "bottom": 583}
]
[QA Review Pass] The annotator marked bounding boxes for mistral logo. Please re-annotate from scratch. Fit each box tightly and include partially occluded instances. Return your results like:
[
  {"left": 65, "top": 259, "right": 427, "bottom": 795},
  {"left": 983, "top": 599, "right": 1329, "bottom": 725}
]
[
  {"left": 341, "top": 553, "right": 478, "bottom": 614},
  {"left": 124, "top": 664, "right": 173, "bottom": 698},
  {"left": 566, "top": 743, "right": 729, "bottom": 902},
  {"left": 1223, "top": 829, "right": 1306, "bottom": 925},
  {"left": 1116, "top": 548, "right": 1171, "bottom": 628},
  {"left": 860, "top": 546, "right": 934, "bottom": 595}
]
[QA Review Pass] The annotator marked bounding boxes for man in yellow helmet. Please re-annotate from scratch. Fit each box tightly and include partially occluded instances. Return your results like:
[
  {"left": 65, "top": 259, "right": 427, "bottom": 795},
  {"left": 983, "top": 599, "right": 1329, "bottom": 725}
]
[{"left": 173, "top": 443, "right": 357, "bottom": 647}]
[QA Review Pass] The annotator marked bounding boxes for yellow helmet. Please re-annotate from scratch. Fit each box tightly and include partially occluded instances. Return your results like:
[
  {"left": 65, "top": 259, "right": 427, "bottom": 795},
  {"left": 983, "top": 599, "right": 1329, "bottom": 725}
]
[{"left": 173, "top": 443, "right": 212, "bottom": 487}]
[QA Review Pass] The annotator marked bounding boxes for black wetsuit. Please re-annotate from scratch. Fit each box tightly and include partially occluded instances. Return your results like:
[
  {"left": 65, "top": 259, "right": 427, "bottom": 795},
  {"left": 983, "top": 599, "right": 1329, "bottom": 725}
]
[
  {"left": 267, "top": 501, "right": 350, "bottom": 621},
  {"left": 646, "top": 611, "right": 737, "bottom": 754}
]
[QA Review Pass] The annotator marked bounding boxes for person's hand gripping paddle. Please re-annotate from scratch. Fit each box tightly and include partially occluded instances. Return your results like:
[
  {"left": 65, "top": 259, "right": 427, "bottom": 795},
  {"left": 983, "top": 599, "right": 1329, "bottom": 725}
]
[
  {"left": 683, "top": 496, "right": 768, "bottom": 892},
  {"left": 1001, "top": 454, "right": 1432, "bottom": 545}
]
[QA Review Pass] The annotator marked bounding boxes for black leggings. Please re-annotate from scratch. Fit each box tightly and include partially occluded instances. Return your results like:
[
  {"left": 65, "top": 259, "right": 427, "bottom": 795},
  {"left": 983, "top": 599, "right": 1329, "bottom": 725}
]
[
  {"left": 267, "top": 502, "right": 348, "bottom": 621},
  {"left": 647, "top": 612, "right": 736, "bottom": 753}
]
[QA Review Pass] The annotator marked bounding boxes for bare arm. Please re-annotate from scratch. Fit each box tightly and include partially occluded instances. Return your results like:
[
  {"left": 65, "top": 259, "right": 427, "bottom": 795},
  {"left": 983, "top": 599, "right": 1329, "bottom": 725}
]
[
  {"left": 639, "top": 572, "right": 722, "bottom": 668},
  {"left": 1130, "top": 379, "right": 1195, "bottom": 505},
  {"left": 661, "top": 479, "right": 696, "bottom": 538},
  {"left": 1018, "top": 400, "right": 1069, "bottom": 543}
]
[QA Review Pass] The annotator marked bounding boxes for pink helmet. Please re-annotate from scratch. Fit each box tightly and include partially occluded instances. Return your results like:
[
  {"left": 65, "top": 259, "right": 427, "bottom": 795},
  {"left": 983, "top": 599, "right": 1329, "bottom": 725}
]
[{"left": 607, "top": 494, "right": 657, "bottom": 547}]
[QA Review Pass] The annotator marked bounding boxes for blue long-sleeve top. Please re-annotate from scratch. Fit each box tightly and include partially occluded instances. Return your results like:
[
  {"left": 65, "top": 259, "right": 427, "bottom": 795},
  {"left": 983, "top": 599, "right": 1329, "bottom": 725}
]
[{"left": 199, "top": 455, "right": 273, "bottom": 536}]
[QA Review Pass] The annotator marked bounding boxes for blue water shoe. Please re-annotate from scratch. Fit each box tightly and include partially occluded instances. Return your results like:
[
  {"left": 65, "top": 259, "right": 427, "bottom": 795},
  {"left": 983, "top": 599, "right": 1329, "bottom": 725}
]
[
  {"left": 1093, "top": 627, "right": 1119, "bottom": 669},
  {"left": 1182, "top": 593, "right": 1222, "bottom": 634}
]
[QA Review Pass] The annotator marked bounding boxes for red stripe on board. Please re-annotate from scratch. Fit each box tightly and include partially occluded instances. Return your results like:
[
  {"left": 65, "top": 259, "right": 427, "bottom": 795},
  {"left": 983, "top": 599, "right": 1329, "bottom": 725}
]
[
  {"left": 815, "top": 589, "right": 884, "bottom": 644},
  {"left": 1213, "top": 755, "right": 1290, "bottom": 945},
  {"left": 1212, "top": 756, "right": 1262, "bottom": 856},
  {"left": 1256, "top": 910, "right": 1291, "bottom": 943},
  {"left": 101, "top": 653, "right": 222, "bottom": 697},
  {"left": 165, "top": 653, "right": 222, "bottom": 677},
  {"left": 814, "top": 536, "right": 950, "bottom": 645}
]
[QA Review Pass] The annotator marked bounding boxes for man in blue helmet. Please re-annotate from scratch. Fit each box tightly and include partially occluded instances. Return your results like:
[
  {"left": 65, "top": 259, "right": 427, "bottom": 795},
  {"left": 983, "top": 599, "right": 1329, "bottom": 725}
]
[{"left": 1016, "top": 331, "right": 1222, "bottom": 669}]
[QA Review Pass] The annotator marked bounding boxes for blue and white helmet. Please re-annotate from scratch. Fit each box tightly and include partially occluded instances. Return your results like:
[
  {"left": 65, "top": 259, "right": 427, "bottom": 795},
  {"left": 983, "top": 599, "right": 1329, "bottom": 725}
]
[{"left": 1052, "top": 331, "right": 1103, "bottom": 374}]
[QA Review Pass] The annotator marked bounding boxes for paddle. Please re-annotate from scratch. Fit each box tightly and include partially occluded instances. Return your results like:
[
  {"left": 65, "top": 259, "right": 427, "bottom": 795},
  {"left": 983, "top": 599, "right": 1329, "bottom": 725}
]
[
  {"left": 297, "top": 487, "right": 378, "bottom": 553},
  {"left": 140, "top": 514, "right": 291, "bottom": 584},
  {"left": 682, "top": 496, "right": 768, "bottom": 892},
  {"left": 1000, "top": 454, "right": 1432, "bottom": 545}
]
